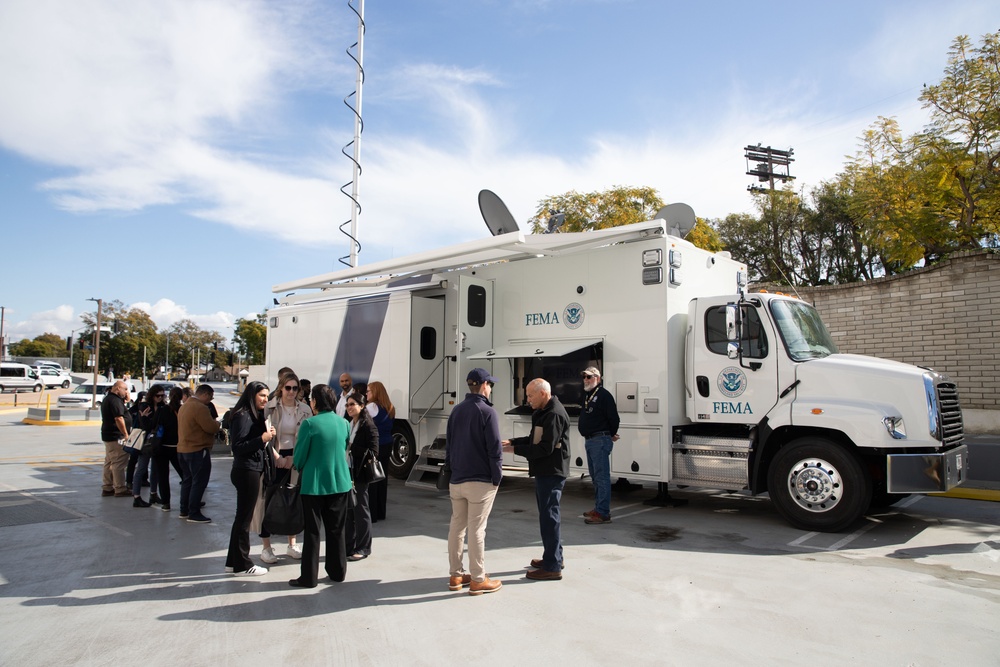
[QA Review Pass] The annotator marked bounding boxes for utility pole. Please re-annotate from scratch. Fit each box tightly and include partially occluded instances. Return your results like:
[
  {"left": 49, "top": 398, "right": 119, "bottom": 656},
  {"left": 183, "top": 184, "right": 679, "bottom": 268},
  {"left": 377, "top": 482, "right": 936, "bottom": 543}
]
[
  {"left": 744, "top": 144, "right": 795, "bottom": 193},
  {"left": 0, "top": 305, "right": 5, "bottom": 363},
  {"left": 87, "top": 298, "right": 103, "bottom": 409}
]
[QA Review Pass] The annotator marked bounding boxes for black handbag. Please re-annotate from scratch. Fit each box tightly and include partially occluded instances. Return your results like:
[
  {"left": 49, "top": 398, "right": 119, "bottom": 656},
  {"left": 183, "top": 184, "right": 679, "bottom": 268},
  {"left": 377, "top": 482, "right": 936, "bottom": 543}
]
[
  {"left": 262, "top": 483, "right": 304, "bottom": 535},
  {"left": 436, "top": 462, "right": 452, "bottom": 490},
  {"left": 360, "top": 450, "right": 386, "bottom": 484},
  {"left": 142, "top": 424, "right": 164, "bottom": 455}
]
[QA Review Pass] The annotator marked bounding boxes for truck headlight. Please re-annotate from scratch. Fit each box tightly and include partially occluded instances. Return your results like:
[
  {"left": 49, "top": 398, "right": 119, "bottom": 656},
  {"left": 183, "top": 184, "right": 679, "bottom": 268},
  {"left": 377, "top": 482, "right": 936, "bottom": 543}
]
[{"left": 883, "top": 416, "right": 906, "bottom": 439}]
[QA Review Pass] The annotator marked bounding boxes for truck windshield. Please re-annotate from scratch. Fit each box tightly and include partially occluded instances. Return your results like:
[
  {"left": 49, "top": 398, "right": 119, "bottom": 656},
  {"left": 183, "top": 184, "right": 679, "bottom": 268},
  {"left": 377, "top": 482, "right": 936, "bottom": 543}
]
[{"left": 770, "top": 299, "right": 838, "bottom": 361}]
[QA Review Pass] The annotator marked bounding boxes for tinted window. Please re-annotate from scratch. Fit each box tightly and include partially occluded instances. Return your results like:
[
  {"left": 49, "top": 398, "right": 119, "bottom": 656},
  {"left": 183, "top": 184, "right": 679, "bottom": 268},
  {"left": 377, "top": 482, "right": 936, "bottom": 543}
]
[
  {"left": 419, "top": 327, "right": 437, "bottom": 360},
  {"left": 467, "top": 285, "right": 487, "bottom": 328}
]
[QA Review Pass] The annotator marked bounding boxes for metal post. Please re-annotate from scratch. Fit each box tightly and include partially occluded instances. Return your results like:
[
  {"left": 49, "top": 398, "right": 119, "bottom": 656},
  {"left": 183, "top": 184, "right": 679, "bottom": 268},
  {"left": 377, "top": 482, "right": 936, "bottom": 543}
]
[
  {"left": 349, "top": 0, "right": 364, "bottom": 267},
  {"left": 87, "top": 298, "right": 102, "bottom": 410},
  {"left": 0, "top": 305, "right": 5, "bottom": 363},
  {"left": 165, "top": 333, "right": 169, "bottom": 379}
]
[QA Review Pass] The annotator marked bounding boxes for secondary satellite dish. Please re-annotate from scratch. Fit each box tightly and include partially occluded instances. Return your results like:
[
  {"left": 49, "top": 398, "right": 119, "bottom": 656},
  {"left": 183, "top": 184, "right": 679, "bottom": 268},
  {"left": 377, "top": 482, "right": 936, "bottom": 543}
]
[
  {"left": 478, "top": 189, "right": 519, "bottom": 236},
  {"left": 655, "top": 203, "right": 696, "bottom": 238}
]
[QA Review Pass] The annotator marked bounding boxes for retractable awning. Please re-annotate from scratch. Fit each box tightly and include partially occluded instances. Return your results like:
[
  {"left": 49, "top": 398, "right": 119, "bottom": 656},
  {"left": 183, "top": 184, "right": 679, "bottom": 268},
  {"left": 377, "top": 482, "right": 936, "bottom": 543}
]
[{"left": 467, "top": 338, "right": 603, "bottom": 360}]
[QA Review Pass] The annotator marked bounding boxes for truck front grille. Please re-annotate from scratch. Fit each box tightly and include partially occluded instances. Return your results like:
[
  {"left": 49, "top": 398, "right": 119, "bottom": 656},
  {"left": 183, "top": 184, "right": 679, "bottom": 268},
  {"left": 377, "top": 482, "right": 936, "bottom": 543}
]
[{"left": 935, "top": 381, "right": 964, "bottom": 447}]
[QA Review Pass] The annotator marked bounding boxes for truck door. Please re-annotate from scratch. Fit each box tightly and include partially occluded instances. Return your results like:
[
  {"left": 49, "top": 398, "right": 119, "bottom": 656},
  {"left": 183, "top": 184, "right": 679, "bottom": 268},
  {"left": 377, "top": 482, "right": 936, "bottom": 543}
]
[
  {"left": 410, "top": 296, "right": 446, "bottom": 412},
  {"left": 458, "top": 276, "right": 494, "bottom": 382},
  {"left": 689, "top": 298, "right": 779, "bottom": 424}
]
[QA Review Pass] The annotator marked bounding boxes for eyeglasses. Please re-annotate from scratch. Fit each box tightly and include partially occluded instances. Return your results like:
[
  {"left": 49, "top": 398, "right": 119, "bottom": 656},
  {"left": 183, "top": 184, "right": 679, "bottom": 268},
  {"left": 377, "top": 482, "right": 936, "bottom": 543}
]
[
  {"left": 582, "top": 374, "right": 596, "bottom": 379},
  {"left": 284, "top": 385, "right": 299, "bottom": 392},
  {"left": 154, "top": 394, "right": 165, "bottom": 398}
]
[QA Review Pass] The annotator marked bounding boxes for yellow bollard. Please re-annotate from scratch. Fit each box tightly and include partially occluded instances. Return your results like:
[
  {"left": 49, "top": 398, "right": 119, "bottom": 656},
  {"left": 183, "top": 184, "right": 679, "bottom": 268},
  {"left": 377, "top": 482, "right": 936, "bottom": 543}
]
[{"left": 45, "top": 394, "right": 51, "bottom": 422}]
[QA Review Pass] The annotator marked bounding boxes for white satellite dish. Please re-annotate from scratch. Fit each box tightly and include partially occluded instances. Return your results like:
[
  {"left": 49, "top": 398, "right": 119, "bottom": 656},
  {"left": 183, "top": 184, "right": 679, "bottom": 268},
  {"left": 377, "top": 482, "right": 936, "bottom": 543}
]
[
  {"left": 654, "top": 203, "right": 696, "bottom": 238},
  {"left": 478, "top": 190, "right": 519, "bottom": 236}
]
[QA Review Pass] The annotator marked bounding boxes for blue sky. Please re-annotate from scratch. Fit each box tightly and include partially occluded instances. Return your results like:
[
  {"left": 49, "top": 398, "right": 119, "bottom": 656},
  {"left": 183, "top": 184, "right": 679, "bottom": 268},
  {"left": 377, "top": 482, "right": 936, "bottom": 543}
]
[{"left": 1, "top": 0, "right": 997, "bottom": 344}]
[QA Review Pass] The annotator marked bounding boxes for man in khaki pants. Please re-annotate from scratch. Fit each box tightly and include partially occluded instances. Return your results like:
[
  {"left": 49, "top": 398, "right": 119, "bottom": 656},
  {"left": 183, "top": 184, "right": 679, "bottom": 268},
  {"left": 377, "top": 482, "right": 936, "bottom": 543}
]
[
  {"left": 101, "top": 381, "right": 133, "bottom": 497},
  {"left": 445, "top": 368, "right": 503, "bottom": 595}
]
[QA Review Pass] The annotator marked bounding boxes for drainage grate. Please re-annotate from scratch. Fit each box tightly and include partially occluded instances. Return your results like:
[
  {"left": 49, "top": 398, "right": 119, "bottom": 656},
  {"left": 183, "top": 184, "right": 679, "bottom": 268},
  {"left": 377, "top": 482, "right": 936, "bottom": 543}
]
[{"left": 0, "top": 492, "right": 80, "bottom": 527}]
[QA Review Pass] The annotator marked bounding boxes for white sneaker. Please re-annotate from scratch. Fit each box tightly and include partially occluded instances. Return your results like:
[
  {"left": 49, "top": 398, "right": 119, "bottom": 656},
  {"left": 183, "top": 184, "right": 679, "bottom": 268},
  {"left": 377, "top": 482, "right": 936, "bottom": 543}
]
[
  {"left": 234, "top": 565, "right": 268, "bottom": 576},
  {"left": 260, "top": 547, "right": 278, "bottom": 564},
  {"left": 286, "top": 544, "right": 303, "bottom": 559},
  {"left": 224, "top": 566, "right": 234, "bottom": 573}
]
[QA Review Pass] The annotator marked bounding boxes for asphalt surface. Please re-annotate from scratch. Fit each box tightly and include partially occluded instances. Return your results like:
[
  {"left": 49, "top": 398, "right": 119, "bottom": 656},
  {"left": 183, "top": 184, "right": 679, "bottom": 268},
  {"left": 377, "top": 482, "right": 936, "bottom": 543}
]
[{"left": 0, "top": 390, "right": 998, "bottom": 666}]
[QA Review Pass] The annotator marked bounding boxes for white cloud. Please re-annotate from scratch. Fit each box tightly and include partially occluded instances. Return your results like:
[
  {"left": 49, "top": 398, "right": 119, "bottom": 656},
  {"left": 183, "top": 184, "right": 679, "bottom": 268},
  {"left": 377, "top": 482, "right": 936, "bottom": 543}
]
[
  {"left": 4, "top": 305, "right": 77, "bottom": 343},
  {"left": 131, "top": 299, "right": 235, "bottom": 333}
]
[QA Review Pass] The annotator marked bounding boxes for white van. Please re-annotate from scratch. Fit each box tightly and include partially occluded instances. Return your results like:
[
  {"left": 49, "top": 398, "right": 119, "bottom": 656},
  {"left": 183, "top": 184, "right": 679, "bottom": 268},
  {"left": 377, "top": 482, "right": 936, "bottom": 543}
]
[{"left": 0, "top": 363, "right": 45, "bottom": 393}]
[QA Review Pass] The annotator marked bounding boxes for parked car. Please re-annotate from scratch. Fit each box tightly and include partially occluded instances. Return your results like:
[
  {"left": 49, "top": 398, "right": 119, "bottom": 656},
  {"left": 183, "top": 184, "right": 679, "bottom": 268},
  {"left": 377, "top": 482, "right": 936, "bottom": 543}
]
[
  {"left": 0, "top": 363, "right": 45, "bottom": 393},
  {"left": 33, "top": 361, "right": 64, "bottom": 372},
  {"left": 57, "top": 381, "right": 138, "bottom": 408},
  {"left": 37, "top": 367, "right": 72, "bottom": 389}
]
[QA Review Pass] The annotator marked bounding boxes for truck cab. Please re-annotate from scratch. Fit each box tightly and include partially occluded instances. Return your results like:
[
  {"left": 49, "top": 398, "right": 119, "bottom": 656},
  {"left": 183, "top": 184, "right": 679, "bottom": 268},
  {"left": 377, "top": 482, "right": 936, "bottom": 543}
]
[{"left": 681, "top": 292, "right": 967, "bottom": 531}]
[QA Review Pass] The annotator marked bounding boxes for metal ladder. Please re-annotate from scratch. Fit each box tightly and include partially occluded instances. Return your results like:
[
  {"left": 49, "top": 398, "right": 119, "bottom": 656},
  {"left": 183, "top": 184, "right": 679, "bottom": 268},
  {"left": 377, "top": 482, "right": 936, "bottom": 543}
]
[{"left": 404, "top": 436, "right": 448, "bottom": 491}]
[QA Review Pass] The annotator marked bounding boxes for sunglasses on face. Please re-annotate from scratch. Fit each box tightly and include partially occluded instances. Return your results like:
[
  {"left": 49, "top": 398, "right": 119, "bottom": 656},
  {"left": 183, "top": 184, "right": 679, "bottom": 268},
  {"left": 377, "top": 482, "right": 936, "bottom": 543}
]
[
  {"left": 582, "top": 374, "right": 595, "bottom": 379},
  {"left": 284, "top": 385, "right": 299, "bottom": 392}
]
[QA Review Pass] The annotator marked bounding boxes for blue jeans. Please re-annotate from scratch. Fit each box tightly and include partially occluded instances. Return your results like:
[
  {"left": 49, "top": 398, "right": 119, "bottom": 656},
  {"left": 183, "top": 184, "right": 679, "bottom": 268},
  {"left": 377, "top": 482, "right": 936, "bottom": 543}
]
[
  {"left": 179, "top": 449, "right": 212, "bottom": 516},
  {"left": 534, "top": 475, "right": 565, "bottom": 572},
  {"left": 585, "top": 435, "right": 613, "bottom": 517}
]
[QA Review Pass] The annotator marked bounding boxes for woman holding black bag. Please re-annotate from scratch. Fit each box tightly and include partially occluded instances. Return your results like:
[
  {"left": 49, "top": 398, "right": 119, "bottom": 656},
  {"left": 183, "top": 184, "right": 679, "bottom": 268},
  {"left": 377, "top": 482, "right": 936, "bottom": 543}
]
[
  {"left": 225, "top": 381, "right": 281, "bottom": 577},
  {"left": 345, "top": 391, "right": 379, "bottom": 561}
]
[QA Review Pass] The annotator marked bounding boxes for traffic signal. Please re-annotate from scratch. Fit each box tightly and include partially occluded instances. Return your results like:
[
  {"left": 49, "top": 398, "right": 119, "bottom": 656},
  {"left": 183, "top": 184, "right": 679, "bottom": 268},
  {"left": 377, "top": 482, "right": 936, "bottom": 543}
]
[
  {"left": 113, "top": 319, "right": 121, "bottom": 334},
  {"left": 66, "top": 336, "right": 72, "bottom": 351}
]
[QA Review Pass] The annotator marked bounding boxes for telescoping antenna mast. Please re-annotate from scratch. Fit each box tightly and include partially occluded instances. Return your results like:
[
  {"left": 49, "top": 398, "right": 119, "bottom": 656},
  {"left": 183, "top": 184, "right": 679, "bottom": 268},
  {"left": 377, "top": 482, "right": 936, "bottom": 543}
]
[{"left": 339, "top": 0, "right": 365, "bottom": 268}]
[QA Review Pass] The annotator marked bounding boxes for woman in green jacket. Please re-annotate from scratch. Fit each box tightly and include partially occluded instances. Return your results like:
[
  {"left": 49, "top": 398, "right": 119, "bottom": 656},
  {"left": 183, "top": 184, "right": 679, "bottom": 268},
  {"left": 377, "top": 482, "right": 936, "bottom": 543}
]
[{"left": 290, "top": 384, "right": 352, "bottom": 588}]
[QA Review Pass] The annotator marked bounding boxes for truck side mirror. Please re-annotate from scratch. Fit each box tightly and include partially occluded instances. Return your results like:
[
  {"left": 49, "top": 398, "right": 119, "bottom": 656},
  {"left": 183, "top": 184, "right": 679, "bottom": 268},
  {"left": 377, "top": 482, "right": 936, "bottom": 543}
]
[
  {"left": 725, "top": 305, "right": 738, "bottom": 341},
  {"left": 727, "top": 342, "right": 739, "bottom": 360}
]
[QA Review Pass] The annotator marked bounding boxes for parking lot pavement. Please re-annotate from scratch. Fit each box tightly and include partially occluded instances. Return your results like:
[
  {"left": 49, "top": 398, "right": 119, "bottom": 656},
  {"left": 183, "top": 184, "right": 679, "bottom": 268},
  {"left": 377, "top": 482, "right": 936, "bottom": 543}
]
[{"left": 1, "top": 419, "right": 998, "bottom": 666}]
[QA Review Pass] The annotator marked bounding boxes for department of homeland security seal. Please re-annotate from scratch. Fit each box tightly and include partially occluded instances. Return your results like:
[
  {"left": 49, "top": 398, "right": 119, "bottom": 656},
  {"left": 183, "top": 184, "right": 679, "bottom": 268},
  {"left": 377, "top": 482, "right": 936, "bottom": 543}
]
[
  {"left": 717, "top": 367, "right": 747, "bottom": 398},
  {"left": 563, "top": 303, "right": 584, "bottom": 329}
]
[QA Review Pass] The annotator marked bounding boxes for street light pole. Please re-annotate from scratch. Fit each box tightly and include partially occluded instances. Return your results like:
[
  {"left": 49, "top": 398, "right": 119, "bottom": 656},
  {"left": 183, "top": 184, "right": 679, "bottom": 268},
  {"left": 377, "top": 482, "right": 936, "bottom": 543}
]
[
  {"left": 0, "top": 305, "right": 5, "bottom": 363},
  {"left": 87, "top": 298, "right": 102, "bottom": 410}
]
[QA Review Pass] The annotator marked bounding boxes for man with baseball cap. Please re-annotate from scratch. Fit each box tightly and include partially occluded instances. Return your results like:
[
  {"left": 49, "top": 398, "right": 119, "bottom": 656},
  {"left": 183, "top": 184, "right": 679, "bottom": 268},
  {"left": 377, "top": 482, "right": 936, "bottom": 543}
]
[
  {"left": 444, "top": 368, "right": 504, "bottom": 595},
  {"left": 579, "top": 366, "right": 619, "bottom": 524}
]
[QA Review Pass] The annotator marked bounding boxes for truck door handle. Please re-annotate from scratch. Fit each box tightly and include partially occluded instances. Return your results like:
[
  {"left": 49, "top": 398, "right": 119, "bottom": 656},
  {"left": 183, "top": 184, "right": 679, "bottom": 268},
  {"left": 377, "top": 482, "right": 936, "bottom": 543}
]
[{"left": 696, "top": 376, "right": 710, "bottom": 397}]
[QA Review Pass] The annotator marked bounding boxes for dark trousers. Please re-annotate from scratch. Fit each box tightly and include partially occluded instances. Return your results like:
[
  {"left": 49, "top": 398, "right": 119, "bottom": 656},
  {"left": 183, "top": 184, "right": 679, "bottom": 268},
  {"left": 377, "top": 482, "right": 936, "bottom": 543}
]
[
  {"left": 226, "top": 467, "right": 262, "bottom": 572},
  {"left": 154, "top": 447, "right": 184, "bottom": 504},
  {"left": 369, "top": 445, "right": 390, "bottom": 521},
  {"left": 534, "top": 475, "right": 566, "bottom": 572},
  {"left": 300, "top": 493, "right": 349, "bottom": 586},
  {"left": 346, "top": 480, "right": 372, "bottom": 556},
  {"left": 126, "top": 450, "right": 139, "bottom": 486},
  {"left": 179, "top": 449, "right": 212, "bottom": 516}
]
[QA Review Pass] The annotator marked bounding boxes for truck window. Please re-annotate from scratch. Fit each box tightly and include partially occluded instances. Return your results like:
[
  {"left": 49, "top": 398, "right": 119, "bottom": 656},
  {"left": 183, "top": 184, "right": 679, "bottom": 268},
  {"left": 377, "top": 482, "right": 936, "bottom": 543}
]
[
  {"left": 467, "top": 285, "right": 487, "bottom": 328},
  {"left": 705, "top": 306, "right": 768, "bottom": 359},
  {"left": 509, "top": 342, "right": 603, "bottom": 416},
  {"left": 769, "top": 299, "right": 838, "bottom": 361}
]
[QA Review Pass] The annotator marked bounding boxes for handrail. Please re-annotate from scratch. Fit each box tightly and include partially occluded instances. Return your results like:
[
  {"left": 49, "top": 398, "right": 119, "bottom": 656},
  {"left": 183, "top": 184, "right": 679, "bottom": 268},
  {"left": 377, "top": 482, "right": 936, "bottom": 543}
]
[{"left": 408, "top": 355, "right": 454, "bottom": 425}]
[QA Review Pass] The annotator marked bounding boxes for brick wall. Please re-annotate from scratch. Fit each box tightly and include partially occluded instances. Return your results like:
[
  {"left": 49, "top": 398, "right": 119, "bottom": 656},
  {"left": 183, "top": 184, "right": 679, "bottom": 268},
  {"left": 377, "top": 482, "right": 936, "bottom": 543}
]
[{"left": 754, "top": 249, "right": 1000, "bottom": 412}]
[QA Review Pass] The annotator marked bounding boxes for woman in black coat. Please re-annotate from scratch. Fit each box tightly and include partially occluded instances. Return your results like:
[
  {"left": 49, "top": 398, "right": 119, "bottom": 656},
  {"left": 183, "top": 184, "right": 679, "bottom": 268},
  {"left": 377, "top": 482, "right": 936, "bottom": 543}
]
[
  {"left": 345, "top": 392, "right": 379, "bottom": 561},
  {"left": 225, "top": 381, "right": 279, "bottom": 576}
]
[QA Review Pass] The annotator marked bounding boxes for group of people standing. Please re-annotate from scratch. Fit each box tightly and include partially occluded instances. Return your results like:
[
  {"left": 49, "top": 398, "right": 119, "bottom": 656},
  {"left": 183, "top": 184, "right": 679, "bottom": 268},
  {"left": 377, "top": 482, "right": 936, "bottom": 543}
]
[
  {"left": 101, "top": 361, "right": 622, "bottom": 596},
  {"left": 223, "top": 368, "right": 395, "bottom": 586}
]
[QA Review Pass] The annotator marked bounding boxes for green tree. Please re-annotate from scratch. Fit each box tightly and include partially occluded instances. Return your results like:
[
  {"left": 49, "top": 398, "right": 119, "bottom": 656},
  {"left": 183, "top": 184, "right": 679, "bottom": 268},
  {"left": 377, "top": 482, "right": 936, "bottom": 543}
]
[
  {"left": 80, "top": 301, "right": 160, "bottom": 376},
  {"left": 164, "top": 319, "right": 224, "bottom": 376},
  {"left": 919, "top": 31, "right": 1000, "bottom": 247},
  {"left": 234, "top": 315, "right": 267, "bottom": 366},
  {"left": 9, "top": 337, "right": 58, "bottom": 358},
  {"left": 687, "top": 218, "right": 725, "bottom": 253},
  {"left": 529, "top": 186, "right": 664, "bottom": 233}
]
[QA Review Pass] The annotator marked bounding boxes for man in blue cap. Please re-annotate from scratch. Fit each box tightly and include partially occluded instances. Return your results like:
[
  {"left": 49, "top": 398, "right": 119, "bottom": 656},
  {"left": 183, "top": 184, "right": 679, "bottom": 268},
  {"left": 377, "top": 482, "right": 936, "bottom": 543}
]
[{"left": 445, "top": 368, "right": 503, "bottom": 595}]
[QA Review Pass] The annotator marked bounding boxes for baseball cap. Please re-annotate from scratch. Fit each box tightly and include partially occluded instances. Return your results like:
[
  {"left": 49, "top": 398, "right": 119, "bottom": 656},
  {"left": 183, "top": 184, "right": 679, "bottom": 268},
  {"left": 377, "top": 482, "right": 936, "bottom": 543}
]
[
  {"left": 467, "top": 368, "right": 498, "bottom": 385},
  {"left": 580, "top": 366, "right": 602, "bottom": 378}
]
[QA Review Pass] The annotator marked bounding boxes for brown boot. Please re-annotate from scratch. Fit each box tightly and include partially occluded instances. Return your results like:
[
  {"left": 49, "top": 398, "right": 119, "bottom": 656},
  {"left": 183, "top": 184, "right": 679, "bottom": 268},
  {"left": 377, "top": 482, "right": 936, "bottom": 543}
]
[
  {"left": 469, "top": 577, "right": 502, "bottom": 595},
  {"left": 448, "top": 573, "right": 472, "bottom": 591}
]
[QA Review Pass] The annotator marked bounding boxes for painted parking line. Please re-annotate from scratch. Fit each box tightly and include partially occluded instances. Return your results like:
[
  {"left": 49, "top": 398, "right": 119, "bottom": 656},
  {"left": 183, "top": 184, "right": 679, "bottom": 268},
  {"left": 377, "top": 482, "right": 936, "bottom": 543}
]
[{"left": 787, "top": 495, "right": 925, "bottom": 550}]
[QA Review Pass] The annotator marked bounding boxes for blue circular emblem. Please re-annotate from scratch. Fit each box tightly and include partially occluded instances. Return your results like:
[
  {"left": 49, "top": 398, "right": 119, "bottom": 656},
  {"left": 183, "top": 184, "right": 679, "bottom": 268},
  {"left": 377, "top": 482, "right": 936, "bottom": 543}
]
[
  {"left": 563, "top": 302, "right": 584, "bottom": 329},
  {"left": 717, "top": 366, "right": 747, "bottom": 398}
]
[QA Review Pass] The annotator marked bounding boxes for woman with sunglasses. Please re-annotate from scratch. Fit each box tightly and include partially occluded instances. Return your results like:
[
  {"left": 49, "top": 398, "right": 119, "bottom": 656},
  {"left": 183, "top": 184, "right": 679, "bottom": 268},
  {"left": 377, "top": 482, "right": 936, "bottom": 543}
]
[
  {"left": 345, "top": 391, "right": 379, "bottom": 561},
  {"left": 365, "top": 381, "right": 395, "bottom": 523},
  {"left": 150, "top": 386, "right": 185, "bottom": 511},
  {"left": 258, "top": 370, "right": 313, "bottom": 564}
]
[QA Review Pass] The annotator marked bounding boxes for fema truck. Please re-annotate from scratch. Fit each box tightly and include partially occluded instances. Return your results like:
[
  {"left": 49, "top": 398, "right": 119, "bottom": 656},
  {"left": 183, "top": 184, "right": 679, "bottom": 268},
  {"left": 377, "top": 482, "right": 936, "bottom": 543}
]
[{"left": 265, "top": 204, "right": 967, "bottom": 532}]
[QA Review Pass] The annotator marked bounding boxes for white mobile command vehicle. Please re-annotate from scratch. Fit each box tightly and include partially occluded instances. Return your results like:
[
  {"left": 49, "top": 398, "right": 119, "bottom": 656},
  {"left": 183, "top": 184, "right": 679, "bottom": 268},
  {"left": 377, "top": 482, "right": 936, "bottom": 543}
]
[{"left": 266, "top": 202, "right": 967, "bottom": 532}]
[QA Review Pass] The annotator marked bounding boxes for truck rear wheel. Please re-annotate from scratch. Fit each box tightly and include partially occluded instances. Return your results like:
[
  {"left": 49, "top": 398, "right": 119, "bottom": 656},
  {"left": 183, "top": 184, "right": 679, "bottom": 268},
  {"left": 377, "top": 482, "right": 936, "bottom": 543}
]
[
  {"left": 388, "top": 421, "right": 416, "bottom": 480},
  {"left": 768, "top": 437, "right": 871, "bottom": 533}
]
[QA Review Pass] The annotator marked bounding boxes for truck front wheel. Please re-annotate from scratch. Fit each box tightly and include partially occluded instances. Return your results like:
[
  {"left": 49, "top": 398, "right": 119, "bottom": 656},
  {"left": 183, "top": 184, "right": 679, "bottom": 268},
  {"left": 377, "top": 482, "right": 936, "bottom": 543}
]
[
  {"left": 768, "top": 437, "right": 871, "bottom": 533},
  {"left": 388, "top": 421, "right": 416, "bottom": 480}
]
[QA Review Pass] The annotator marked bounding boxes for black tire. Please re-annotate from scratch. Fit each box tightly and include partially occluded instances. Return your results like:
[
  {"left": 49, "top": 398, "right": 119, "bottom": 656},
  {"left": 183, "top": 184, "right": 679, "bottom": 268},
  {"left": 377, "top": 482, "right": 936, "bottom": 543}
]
[
  {"left": 61, "top": 380, "right": 70, "bottom": 389},
  {"left": 387, "top": 420, "right": 417, "bottom": 480},
  {"left": 33, "top": 384, "right": 43, "bottom": 393},
  {"left": 768, "top": 437, "right": 871, "bottom": 532}
]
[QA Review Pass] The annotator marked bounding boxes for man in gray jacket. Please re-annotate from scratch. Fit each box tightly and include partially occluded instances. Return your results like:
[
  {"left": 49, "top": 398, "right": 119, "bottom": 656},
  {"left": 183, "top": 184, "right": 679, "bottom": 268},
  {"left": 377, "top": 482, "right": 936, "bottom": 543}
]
[{"left": 445, "top": 368, "right": 503, "bottom": 595}]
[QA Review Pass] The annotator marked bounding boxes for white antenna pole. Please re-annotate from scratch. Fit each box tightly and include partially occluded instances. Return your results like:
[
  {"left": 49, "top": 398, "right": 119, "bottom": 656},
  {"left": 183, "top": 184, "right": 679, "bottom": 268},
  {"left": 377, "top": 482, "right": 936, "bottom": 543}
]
[{"left": 348, "top": 0, "right": 364, "bottom": 268}]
